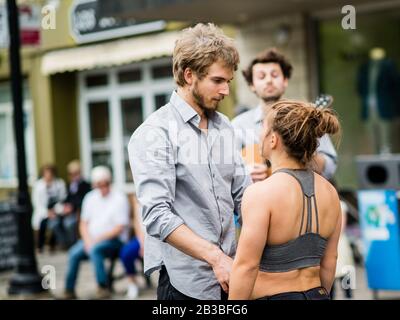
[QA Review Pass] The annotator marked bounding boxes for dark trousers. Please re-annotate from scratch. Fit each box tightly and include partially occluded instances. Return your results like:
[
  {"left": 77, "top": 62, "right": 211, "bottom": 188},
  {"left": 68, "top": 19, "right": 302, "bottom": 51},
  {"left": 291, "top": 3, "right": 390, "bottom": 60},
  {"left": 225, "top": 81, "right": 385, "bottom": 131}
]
[
  {"left": 157, "top": 266, "right": 228, "bottom": 300},
  {"left": 257, "top": 287, "right": 331, "bottom": 300},
  {"left": 65, "top": 239, "right": 123, "bottom": 291},
  {"left": 38, "top": 215, "right": 78, "bottom": 251},
  {"left": 37, "top": 218, "right": 56, "bottom": 251}
]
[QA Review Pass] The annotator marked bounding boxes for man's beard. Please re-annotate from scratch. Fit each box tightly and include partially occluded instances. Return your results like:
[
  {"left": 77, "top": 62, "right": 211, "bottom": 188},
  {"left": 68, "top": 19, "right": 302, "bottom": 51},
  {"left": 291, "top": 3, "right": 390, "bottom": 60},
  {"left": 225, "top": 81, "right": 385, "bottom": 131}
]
[
  {"left": 262, "top": 94, "right": 282, "bottom": 104},
  {"left": 192, "top": 83, "right": 218, "bottom": 118}
]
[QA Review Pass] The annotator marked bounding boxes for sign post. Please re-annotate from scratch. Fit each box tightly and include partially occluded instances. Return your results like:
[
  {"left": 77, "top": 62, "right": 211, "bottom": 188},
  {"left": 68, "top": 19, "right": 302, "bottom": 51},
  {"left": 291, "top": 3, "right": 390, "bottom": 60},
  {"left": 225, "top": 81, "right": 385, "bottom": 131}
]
[{"left": 6, "top": 0, "right": 46, "bottom": 296}]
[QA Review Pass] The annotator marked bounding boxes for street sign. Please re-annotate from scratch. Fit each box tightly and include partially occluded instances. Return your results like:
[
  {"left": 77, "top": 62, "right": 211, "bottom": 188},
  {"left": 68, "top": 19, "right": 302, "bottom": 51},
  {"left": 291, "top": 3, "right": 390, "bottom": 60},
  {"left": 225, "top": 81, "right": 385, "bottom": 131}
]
[
  {"left": 69, "top": 0, "right": 166, "bottom": 44},
  {"left": 19, "top": 4, "right": 41, "bottom": 46},
  {"left": 0, "top": 4, "right": 41, "bottom": 48}
]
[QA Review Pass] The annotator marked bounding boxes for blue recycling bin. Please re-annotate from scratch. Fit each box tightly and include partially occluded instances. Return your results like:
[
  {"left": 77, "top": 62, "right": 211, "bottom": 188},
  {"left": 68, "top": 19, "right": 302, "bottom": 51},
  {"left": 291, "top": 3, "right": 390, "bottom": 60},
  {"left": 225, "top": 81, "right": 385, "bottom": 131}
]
[{"left": 357, "top": 189, "right": 400, "bottom": 290}]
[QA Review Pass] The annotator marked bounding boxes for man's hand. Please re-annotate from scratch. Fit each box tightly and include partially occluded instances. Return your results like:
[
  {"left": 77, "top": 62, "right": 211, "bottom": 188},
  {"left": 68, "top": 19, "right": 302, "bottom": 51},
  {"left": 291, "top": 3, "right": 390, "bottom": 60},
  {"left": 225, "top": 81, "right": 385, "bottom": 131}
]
[
  {"left": 250, "top": 163, "right": 270, "bottom": 182},
  {"left": 63, "top": 203, "right": 73, "bottom": 215},
  {"left": 209, "top": 249, "right": 234, "bottom": 293},
  {"left": 165, "top": 225, "right": 234, "bottom": 293},
  {"left": 48, "top": 209, "right": 56, "bottom": 219},
  {"left": 84, "top": 238, "right": 95, "bottom": 253}
]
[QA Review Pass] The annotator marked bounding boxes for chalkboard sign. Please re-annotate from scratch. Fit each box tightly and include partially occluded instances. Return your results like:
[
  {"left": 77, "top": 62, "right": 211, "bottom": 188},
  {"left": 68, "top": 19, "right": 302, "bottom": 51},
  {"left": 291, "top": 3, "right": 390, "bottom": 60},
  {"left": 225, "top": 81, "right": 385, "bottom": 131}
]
[{"left": 0, "top": 202, "right": 17, "bottom": 272}]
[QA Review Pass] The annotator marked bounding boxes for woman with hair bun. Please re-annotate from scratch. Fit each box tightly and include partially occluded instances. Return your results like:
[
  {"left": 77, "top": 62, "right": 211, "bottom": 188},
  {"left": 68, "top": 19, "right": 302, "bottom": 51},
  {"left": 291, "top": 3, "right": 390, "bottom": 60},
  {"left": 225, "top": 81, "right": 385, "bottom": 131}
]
[{"left": 229, "top": 100, "right": 342, "bottom": 300}]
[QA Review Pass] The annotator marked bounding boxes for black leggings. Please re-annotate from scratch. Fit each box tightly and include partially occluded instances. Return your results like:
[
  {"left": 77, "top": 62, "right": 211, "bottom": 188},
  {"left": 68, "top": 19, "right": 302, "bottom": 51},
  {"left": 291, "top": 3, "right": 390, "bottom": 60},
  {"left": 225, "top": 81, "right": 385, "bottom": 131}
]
[{"left": 257, "top": 287, "right": 331, "bottom": 300}]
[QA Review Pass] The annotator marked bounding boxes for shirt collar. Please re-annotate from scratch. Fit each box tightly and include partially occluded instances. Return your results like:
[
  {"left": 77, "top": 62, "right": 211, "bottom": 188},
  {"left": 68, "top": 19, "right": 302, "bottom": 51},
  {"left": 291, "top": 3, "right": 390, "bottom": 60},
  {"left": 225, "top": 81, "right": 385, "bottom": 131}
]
[
  {"left": 170, "top": 90, "right": 222, "bottom": 128},
  {"left": 170, "top": 90, "right": 200, "bottom": 124},
  {"left": 254, "top": 104, "right": 264, "bottom": 124}
]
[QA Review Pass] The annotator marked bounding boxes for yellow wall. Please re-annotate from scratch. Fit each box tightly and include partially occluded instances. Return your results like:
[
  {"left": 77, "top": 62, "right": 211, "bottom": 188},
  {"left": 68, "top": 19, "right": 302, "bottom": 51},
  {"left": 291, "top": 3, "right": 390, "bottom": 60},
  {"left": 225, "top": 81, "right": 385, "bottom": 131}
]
[
  {"left": 0, "top": 48, "right": 35, "bottom": 79},
  {"left": 40, "top": 0, "right": 75, "bottom": 51},
  {"left": 29, "top": 54, "right": 56, "bottom": 167},
  {"left": 51, "top": 72, "right": 79, "bottom": 180}
]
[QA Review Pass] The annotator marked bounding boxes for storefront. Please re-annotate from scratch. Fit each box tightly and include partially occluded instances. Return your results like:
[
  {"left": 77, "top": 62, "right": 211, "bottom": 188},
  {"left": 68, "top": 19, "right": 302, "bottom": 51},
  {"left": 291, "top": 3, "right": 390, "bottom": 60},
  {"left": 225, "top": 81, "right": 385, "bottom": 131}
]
[
  {"left": 76, "top": 58, "right": 175, "bottom": 191},
  {"left": 100, "top": 0, "right": 400, "bottom": 190},
  {"left": 317, "top": 2, "right": 400, "bottom": 188},
  {"left": 3, "top": 0, "right": 399, "bottom": 195},
  {"left": 0, "top": 1, "right": 41, "bottom": 199},
  {"left": 0, "top": 81, "right": 36, "bottom": 188},
  {"left": 0, "top": 0, "right": 181, "bottom": 196},
  {"left": 37, "top": 0, "right": 238, "bottom": 191}
]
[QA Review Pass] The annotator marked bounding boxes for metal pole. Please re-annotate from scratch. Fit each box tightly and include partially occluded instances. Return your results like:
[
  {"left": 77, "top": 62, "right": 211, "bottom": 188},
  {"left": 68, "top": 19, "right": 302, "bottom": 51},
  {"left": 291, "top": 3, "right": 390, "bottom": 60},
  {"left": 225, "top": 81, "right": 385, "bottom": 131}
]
[{"left": 6, "top": 0, "right": 47, "bottom": 296}]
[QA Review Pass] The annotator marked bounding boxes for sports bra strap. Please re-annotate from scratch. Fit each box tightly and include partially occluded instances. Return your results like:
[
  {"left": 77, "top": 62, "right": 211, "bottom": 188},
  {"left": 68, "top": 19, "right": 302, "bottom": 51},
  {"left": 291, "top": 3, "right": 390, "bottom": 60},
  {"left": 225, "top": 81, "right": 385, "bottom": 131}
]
[{"left": 273, "top": 168, "right": 319, "bottom": 235}]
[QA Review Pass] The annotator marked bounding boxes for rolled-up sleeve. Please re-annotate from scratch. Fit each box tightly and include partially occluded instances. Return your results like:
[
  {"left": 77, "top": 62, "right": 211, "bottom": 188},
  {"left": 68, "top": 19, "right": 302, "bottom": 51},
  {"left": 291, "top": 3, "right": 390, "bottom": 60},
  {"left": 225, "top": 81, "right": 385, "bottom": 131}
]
[
  {"left": 231, "top": 147, "right": 252, "bottom": 225},
  {"left": 317, "top": 134, "right": 338, "bottom": 180},
  {"left": 128, "top": 125, "right": 184, "bottom": 241}
]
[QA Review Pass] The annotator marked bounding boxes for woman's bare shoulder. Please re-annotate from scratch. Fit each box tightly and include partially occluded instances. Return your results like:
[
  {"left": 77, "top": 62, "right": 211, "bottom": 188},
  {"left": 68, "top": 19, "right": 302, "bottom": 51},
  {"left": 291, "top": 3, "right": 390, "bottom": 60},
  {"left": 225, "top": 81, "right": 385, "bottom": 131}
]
[
  {"left": 314, "top": 173, "right": 339, "bottom": 199},
  {"left": 244, "top": 173, "right": 294, "bottom": 201}
]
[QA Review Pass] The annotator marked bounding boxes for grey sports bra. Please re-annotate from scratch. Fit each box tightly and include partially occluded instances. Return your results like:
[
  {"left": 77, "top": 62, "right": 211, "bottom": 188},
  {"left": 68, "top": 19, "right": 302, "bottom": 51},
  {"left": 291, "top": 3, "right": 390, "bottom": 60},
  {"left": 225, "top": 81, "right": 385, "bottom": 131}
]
[{"left": 259, "top": 168, "right": 328, "bottom": 273}]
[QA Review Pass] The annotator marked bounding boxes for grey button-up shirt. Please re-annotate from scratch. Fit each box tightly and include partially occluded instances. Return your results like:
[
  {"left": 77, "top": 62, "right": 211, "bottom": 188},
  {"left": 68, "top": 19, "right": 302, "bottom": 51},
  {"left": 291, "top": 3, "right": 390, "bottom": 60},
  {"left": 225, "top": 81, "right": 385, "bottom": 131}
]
[
  {"left": 128, "top": 91, "right": 252, "bottom": 300},
  {"left": 232, "top": 105, "right": 338, "bottom": 180}
]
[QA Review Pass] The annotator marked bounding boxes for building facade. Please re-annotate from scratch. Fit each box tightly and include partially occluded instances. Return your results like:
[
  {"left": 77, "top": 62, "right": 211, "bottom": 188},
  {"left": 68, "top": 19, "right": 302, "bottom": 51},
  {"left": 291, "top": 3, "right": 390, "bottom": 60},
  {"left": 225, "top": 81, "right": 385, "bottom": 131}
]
[{"left": 1, "top": 0, "right": 400, "bottom": 200}]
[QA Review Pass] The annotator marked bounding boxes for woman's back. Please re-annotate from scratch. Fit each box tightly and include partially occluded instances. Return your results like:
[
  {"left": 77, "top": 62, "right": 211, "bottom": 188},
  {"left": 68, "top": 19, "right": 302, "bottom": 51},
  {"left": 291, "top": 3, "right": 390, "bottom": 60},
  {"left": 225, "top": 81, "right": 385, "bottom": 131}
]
[
  {"left": 229, "top": 100, "right": 342, "bottom": 300},
  {"left": 267, "top": 170, "right": 339, "bottom": 246},
  {"left": 250, "top": 169, "right": 341, "bottom": 298}
]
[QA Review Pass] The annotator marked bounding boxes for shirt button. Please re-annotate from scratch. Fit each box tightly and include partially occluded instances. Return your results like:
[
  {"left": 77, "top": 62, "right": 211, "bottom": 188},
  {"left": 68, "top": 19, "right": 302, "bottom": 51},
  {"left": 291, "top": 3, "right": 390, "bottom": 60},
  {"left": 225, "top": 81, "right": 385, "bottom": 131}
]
[{"left": 216, "top": 196, "right": 220, "bottom": 200}]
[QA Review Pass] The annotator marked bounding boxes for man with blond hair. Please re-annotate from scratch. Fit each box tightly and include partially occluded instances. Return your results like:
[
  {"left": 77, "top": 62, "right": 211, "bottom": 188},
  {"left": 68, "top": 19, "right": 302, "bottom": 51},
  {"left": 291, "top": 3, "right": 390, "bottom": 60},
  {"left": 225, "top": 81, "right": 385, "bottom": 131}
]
[{"left": 128, "top": 23, "right": 251, "bottom": 300}]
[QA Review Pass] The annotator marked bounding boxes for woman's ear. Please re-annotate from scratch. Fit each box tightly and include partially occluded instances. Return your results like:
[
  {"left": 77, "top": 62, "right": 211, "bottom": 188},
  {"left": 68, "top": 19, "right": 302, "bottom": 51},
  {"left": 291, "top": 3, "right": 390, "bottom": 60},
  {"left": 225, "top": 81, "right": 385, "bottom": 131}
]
[{"left": 270, "top": 132, "right": 278, "bottom": 149}]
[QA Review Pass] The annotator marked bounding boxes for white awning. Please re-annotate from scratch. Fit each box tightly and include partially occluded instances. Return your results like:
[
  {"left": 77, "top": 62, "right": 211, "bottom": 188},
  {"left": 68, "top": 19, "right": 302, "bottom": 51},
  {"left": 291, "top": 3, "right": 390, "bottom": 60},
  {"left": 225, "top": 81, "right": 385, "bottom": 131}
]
[{"left": 41, "top": 30, "right": 179, "bottom": 75}]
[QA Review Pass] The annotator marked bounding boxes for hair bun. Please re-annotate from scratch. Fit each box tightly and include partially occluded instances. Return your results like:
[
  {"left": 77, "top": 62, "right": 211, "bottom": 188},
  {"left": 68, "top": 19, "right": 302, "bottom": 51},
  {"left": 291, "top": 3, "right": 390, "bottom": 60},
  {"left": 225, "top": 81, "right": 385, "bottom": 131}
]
[{"left": 313, "top": 108, "right": 340, "bottom": 138}]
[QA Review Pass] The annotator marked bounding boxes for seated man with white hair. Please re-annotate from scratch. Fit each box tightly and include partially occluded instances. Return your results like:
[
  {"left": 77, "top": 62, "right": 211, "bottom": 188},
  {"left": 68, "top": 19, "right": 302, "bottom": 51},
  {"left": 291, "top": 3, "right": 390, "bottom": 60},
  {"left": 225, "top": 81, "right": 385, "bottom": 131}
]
[{"left": 62, "top": 166, "right": 130, "bottom": 299}]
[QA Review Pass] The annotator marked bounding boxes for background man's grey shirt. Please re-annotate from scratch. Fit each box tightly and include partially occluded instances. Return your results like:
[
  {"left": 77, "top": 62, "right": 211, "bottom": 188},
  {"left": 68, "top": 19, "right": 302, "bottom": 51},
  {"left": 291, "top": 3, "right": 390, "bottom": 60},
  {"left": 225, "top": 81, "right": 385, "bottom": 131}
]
[
  {"left": 128, "top": 91, "right": 252, "bottom": 300},
  {"left": 232, "top": 105, "right": 338, "bottom": 180}
]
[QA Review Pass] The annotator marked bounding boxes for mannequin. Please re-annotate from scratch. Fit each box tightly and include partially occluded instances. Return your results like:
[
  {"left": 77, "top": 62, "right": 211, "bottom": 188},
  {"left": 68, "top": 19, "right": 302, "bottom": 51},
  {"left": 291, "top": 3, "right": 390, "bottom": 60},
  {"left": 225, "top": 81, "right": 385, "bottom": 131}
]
[{"left": 357, "top": 47, "right": 399, "bottom": 154}]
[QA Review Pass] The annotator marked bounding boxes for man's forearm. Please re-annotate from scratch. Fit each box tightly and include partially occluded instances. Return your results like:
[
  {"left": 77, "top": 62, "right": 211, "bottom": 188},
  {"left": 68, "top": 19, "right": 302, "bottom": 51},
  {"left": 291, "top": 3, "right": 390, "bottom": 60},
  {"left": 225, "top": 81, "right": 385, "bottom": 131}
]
[
  {"left": 165, "top": 224, "right": 224, "bottom": 266},
  {"left": 96, "top": 225, "right": 124, "bottom": 243},
  {"left": 79, "top": 221, "right": 91, "bottom": 243}
]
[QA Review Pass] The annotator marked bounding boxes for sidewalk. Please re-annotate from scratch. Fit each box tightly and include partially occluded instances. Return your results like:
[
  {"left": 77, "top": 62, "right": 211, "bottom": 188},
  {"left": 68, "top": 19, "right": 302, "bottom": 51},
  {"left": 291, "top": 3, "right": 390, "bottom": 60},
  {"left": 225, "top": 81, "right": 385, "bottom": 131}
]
[
  {"left": 0, "top": 250, "right": 158, "bottom": 300},
  {"left": 1, "top": 250, "right": 400, "bottom": 300}
]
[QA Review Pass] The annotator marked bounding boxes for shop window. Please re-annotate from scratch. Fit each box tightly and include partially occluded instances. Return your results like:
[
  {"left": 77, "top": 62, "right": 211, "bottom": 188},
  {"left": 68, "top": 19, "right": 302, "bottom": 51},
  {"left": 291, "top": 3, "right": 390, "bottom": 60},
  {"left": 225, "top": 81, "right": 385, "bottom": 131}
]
[
  {"left": 121, "top": 97, "right": 143, "bottom": 183},
  {"left": 155, "top": 93, "right": 171, "bottom": 109},
  {"left": 121, "top": 97, "right": 143, "bottom": 137},
  {"left": 0, "top": 82, "right": 36, "bottom": 186},
  {"left": 91, "top": 151, "right": 112, "bottom": 170},
  {"left": 79, "top": 58, "right": 174, "bottom": 189},
  {"left": 118, "top": 69, "right": 142, "bottom": 83},
  {"left": 89, "top": 101, "right": 110, "bottom": 143},
  {"left": 85, "top": 74, "right": 108, "bottom": 88},
  {"left": 151, "top": 64, "right": 173, "bottom": 79},
  {"left": 88, "top": 100, "right": 112, "bottom": 174}
]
